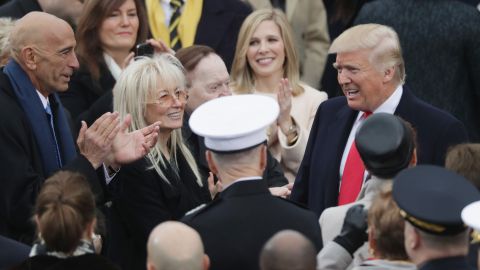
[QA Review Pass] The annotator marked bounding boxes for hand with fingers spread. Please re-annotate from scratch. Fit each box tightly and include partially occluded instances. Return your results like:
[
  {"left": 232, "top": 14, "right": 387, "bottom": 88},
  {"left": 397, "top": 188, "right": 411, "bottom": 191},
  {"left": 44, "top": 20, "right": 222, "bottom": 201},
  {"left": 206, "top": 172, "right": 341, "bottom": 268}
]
[
  {"left": 276, "top": 78, "right": 298, "bottom": 145},
  {"left": 77, "top": 112, "right": 121, "bottom": 169},
  {"left": 107, "top": 115, "right": 161, "bottom": 167}
]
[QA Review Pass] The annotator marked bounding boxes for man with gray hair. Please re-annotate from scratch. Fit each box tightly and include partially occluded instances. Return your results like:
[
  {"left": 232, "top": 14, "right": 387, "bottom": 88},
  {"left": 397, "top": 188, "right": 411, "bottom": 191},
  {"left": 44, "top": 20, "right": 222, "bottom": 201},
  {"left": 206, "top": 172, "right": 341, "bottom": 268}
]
[
  {"left": 291, "top": 23, "right": 468, "bottom": 217},
  {"left": 260, "top": 230, "right": 316, "bottom": 270},
  {"left": 146, "top": 221, "right": 209, "bottom": 270}
]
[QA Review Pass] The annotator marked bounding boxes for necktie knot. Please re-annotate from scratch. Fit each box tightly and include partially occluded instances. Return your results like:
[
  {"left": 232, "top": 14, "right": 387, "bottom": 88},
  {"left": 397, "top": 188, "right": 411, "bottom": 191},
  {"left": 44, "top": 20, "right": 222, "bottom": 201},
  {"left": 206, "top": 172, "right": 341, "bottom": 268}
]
[
  {"left": 170, "top": 0, "right": 183, "bottom": 9},
  {"left": 362, "top": 111, "right": 372, "bottom": 119},
  {"left": 45, "top": 102, "right": 52, "bottom": 116}
]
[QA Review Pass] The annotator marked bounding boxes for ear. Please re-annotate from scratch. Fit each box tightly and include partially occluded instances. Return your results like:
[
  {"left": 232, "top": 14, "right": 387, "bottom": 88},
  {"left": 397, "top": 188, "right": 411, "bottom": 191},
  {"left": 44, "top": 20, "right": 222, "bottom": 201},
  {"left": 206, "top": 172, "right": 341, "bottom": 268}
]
[
  {"left": 203, "top": 254, "right": 210, "bottom": 270},
  {"left": 259, "top": 145, "right": 267, "bottom": 172},
  {"left": 21, "top": 47, "right": 38, "bottom": 70},
  {"left": 34, "top": 215, "right": 41, "bottom": 232},
  {"left": 85, "top": 218, "right": 96, "bottom": 238},
  {"left": 368, "top": 227, "right": 377, "bottom": 257},
  {"left": 383, "top": 65, "right": 396, "bottom": 83},
  {"left": 206, "top": 150, "right": 218, "bottom": 175},
  {"left": 410, "top": 148, "right": 417, "bottom": 167},
  {"left": 146, "top": 262, "right": 156, "bottom": 270}
]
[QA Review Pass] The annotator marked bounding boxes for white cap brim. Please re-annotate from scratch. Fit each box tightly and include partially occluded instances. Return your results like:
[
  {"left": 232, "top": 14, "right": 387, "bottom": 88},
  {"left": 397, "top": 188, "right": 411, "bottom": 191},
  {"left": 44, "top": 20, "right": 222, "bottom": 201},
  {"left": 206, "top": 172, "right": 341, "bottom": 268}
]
[
  {"left": 189, "top": 94, "right": 279, "bottom": 152},
  {"left": 461, "top": 200, "right": 480, "bottom": 231}
]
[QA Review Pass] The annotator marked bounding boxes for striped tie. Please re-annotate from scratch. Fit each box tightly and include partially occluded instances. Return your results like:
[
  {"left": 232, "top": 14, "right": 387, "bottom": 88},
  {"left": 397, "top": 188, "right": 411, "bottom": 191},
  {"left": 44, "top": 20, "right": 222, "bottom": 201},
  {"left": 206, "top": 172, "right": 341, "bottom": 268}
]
[{"left": 169, "top": 0, "right": 184, "bottom": 51}]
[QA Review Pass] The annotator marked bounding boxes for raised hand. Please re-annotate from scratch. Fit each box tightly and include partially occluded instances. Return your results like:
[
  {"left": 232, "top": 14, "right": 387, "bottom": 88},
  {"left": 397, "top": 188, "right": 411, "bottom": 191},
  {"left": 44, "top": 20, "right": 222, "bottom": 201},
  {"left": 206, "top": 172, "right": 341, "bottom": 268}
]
[
  {"left": 276, "top": 78, "right": 294, "bottom": 134},
  {"left": 108, "top": 114, "right": 161, "bottom": 167},
  {"left": 77, "top": 112, "right": 121, "bottom": 169}
]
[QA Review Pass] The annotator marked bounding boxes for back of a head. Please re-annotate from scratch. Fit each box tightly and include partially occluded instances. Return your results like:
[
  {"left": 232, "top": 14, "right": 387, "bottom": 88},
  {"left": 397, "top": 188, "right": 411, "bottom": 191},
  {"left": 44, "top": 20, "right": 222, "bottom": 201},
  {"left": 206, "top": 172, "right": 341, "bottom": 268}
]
[
  {"left": 35, "top": 171, "right": 95, "bottom": 253},
  {"left": 356, "top": 113, "right": 415, "bottom": 179},
  {"left": 445, "top": 143, "right": 480, "bottom": 190},
  {"left": 260, "top": 230, "right": 316, "bottom": 270},
  {"left": 147, "top": 221, "right": 206, "bottom": 270},
  {"left": 329, "top": 23, "right": 405, "bottom": 84},
  {"left": 368, "top": 187, "right": 408, "bottom": 260}
]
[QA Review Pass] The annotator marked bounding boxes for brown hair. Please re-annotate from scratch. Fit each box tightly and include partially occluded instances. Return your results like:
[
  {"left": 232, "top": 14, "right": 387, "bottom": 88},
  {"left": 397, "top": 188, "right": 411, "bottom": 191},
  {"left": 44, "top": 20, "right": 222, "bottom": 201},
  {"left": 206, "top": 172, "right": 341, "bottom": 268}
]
[
  {"left": 445, "top": 143, "right": 480, "bottom": 190},
  {"left": 176, "top": 45, "right": 216, "bottom": 73},
  {"left": 368, "top": 188, "right": 408, "bottom": 260},
  {"left": 230, "top": 9, "right": 304, "bottom": 96},
  {"left": 35, "top": 171, "right": 95, "bottom": 253},
  {"left": 75, "top": 0, "right": 148, "bottom": 80},
  {"left": 176, "top": 45, "right": 216, "bottom": 87}
]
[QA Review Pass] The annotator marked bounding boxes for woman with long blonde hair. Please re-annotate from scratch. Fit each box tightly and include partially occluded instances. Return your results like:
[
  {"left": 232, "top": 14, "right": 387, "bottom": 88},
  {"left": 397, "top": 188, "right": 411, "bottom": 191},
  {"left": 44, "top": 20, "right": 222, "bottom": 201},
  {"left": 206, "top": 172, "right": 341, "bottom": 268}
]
[
  {"left": 231, "top": 9, "right": 328, "bottom": 181},
  {"left": 110, "top": 54, "right": 211, "bottom": 269}
]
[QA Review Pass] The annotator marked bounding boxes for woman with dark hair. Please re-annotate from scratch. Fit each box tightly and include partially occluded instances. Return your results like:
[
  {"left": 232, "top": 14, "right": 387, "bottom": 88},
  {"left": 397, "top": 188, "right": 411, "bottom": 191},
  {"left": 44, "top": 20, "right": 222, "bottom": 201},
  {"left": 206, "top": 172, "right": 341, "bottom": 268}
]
[
  {"left": 59, "top": 0, "right": 148, "bottom": 120},
  {"left": 13, "top": 171, "right": 118, "bottom": 270}
]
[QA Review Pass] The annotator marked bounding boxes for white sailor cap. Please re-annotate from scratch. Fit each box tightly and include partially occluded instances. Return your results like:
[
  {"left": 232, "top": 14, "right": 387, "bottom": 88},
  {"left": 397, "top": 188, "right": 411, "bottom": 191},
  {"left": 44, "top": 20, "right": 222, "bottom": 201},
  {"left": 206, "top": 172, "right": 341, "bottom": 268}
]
[
  {"left": 461, "top": 200, "right": 480, "bottom": 231},
  {"left": 189, "top": 94, "right": 279, "bottom": 153}
]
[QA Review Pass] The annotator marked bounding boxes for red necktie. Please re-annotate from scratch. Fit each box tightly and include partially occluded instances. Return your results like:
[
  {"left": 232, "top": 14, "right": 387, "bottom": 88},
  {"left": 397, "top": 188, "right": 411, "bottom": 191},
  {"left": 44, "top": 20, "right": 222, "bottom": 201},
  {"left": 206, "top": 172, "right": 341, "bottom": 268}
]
[{"left": 338, "top": 111, "right": 372, "bottom": 205}]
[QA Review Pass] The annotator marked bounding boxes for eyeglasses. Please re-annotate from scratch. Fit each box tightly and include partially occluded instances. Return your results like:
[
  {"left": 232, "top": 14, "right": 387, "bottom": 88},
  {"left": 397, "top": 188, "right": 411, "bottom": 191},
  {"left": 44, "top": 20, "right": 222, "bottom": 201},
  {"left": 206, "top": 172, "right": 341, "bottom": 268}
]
[{"left": 146, "top": 88, "right": 189, "bottom": 107}]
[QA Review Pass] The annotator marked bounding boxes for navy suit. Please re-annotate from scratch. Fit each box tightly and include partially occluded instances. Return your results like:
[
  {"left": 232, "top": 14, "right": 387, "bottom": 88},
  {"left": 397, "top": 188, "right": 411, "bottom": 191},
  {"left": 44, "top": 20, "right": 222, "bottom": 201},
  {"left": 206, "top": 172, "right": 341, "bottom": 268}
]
[
  {"left": 0, "top": 235, "right": 30, "bottom": 269},
  {"left": 0, "top": 0, "right": 41, "bottom": 19},
  {"left": 290, "top": 88, "right": 468, "bottom": 216},
  {"left": 182, "top": 180, "right": 322, "bottom": 270},
  {"left": 419, "top": 256, "right": 475, "bottom": 270}
]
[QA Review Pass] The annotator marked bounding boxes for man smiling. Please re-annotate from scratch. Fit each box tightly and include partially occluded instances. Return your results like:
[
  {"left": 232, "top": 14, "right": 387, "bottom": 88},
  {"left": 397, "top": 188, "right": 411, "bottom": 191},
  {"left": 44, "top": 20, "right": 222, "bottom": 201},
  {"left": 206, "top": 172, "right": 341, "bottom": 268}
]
[{"left": 290, "top": 24, "right": 468, "bottom": 217}]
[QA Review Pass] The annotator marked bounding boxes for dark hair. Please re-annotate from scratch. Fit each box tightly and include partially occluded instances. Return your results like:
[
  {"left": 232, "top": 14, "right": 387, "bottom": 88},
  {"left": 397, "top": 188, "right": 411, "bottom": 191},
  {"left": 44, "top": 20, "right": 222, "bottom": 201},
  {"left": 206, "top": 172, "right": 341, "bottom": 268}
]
[
  {"left": 368, "top": 189, "right": 408, "bottom": 260},
  {"left": 445, "top": 143, "right": 480, "bottom": 190},
  {"left": 75, "top": 0, "right": 148, "bottom": 80},
  {"left": 35, "top": 171, "right": 95, "bottom": 253}
]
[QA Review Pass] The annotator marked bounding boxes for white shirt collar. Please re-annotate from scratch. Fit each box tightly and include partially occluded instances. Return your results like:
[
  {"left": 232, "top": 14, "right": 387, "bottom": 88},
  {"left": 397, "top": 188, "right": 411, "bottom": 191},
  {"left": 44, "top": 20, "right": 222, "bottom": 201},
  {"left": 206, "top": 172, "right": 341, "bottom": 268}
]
[
  {"left": 103, "top": 52, "right": 123, "bottom": 81},
  {"left": 222, "top": 176, "right": 262, "bottom": 191},
  {"left": 372, "top": 84, "right": 403, "bottom": 114},
  {"left": 36, "top": 90, "right": 49, "bottom": 109}
]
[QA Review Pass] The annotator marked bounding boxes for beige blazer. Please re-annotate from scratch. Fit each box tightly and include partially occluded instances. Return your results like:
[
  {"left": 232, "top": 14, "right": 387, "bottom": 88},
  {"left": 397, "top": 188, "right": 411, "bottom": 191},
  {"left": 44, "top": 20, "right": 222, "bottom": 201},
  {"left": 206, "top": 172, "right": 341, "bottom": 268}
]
[
  {"left": 257, "top": 84, "right": 327, "bottom": 182},
  {"left": 247, "top": 0, "right": 330, "bottom": 89}
]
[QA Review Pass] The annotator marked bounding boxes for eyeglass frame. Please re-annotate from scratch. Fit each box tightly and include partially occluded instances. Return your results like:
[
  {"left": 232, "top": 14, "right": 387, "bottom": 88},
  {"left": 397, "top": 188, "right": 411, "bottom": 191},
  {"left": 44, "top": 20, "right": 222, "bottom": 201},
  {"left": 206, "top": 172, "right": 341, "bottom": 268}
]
[{"left": 145, "top": 88, "right": 189, "bottom": 107}]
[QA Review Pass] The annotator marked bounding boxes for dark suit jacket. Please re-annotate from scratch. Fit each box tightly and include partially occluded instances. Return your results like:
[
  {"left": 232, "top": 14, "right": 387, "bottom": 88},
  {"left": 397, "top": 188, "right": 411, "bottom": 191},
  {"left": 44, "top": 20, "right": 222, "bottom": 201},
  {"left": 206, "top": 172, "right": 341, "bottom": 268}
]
[
  {"left": 419, "top": 256, "right": 474, "bottom": 270},
  {"left": 11, "top": 254, "right": 120, "bottom": 270},
  {"left": 182, "top": 180, "right": 322, "bottom": 270},
  {"left": 60, "top": 64, "right": 116, "bottom": 122},
  {"left": 0, "top": 235, "right": 30, "bottom": 269},
  {"left": 290, "top": 88, "right": 468, "bottom": 217},
  {"left": 0, "top": 70, "right": 102, "bottom": 244},
  {"left": 192, "top": 0, "right": 251, "bottom": 70},
  {"left": 0, "top": 0, "right": 41, "bottom": 18},
  {"left": 109, "top": 151, "right": 211, "bottom": 270},
  {"left": 182, "top": 114, "right": 289, "bottom": 188}
]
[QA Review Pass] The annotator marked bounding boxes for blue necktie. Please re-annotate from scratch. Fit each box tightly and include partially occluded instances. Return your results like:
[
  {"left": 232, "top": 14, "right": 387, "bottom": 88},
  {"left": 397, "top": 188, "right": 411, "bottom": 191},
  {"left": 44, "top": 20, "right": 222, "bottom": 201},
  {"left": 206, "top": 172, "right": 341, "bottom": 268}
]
[{"left": 45, "top": 102, "right": 63, "bottom": 168}]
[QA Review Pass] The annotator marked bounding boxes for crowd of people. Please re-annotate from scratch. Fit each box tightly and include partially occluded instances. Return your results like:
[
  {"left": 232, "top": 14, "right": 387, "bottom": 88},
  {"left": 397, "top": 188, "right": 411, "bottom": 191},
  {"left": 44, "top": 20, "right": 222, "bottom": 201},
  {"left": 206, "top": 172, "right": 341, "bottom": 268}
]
[{"left": 0, "top": 0, "right": 479, "bottom": 270}]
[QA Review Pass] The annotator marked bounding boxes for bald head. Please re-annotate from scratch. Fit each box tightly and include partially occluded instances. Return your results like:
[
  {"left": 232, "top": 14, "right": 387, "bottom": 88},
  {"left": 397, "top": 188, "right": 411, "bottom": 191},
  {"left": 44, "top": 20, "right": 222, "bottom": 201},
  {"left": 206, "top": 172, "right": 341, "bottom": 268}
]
[
  {"left": 147, "top": 221, "right": 208, "bottom": 270},
  {"left": 9, "top": 12, "right": 78, "bottom": 95},
  {"left": 10, "top": 12, "right": 73, "bottom": 59},
  {"left": 260, "top": 230, "right": 316, "bottom": 270}
]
